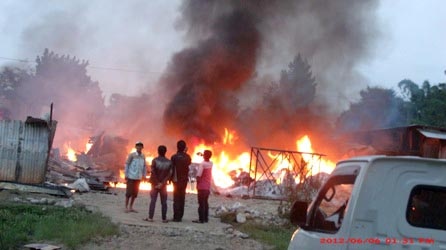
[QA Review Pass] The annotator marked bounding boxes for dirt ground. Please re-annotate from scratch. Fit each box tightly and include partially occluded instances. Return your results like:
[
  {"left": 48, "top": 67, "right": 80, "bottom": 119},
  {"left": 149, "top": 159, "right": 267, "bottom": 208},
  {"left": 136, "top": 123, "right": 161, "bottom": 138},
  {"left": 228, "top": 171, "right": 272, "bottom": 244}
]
[
  {"left": 0, "top": 186, "right": 290, "bottom": 249},
  {"left": 70, "top": 188, "right": 287, "bottom": 250}
]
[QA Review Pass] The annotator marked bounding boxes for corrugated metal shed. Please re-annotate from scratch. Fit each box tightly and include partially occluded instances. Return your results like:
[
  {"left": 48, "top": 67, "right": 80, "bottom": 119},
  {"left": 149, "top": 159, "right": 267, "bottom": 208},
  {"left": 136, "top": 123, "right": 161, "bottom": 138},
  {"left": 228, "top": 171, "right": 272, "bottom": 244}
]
[{"left": 0, "top": 118, "right": 57, "bottom": 184}]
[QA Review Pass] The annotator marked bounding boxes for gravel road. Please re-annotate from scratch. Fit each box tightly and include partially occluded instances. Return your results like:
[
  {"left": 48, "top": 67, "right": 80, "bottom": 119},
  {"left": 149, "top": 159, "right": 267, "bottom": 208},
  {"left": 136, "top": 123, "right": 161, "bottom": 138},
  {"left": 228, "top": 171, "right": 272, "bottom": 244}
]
[{"left": 74, "top": 188, "right": 284, "bottom": 250}]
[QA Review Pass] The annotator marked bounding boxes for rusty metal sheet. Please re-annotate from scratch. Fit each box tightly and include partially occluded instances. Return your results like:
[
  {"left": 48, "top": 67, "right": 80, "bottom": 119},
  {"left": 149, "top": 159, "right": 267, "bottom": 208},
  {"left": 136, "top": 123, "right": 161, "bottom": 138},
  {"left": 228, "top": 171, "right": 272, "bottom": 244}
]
[
  {"left": 0, "top": 120, "right": 21, "bottom": 181},
  {"left": 0, "top": 119, "right": 55, "bottom": 184}
]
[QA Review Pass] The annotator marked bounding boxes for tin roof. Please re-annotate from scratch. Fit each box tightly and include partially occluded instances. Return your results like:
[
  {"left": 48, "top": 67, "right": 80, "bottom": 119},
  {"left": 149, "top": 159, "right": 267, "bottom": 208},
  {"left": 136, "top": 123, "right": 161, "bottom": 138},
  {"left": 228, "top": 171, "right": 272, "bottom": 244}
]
[{"left": 417, "top": 128, "right": 446, "bottom": 140}]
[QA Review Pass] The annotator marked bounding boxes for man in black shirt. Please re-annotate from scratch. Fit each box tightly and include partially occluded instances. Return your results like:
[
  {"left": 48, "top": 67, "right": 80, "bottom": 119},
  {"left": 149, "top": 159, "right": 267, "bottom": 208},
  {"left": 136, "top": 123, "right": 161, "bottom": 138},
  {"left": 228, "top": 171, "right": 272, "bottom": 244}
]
[
  {"left": 171, "top": 140, "right": 191, "bottom": 222},
  {"left": 144, "top": 145, "right": 172, "bottom": 223}
]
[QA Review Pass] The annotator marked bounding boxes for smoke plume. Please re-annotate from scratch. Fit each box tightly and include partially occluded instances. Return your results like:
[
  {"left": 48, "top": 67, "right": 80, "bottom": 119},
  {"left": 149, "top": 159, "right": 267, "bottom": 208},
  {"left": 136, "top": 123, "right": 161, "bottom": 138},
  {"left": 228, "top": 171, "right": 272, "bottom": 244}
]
[
  {"left": 1, "top": 0, "right": 381, "bottom": 159},
  {"left": 163, "top": 9, "right": 260, "bottom": 143},
  {"left": 162, "top": 0, "right": 380, "bottom": 147}
]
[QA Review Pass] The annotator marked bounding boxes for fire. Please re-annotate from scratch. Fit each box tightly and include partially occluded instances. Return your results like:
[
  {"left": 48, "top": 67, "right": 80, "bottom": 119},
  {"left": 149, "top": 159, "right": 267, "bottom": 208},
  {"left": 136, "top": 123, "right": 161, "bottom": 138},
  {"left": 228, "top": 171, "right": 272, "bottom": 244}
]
[
  {"left": 267, "top": 151, "right": 294, "bottom": 184},
  {"left": 262, "top": 135, "right": 335, "bottom": 185},
  {"left": 128, "top": 147, "right": 155, "bottom": 164},
  {"left": 223, "top": 128, "right": 237, "bottom": 145},
  {"left": 296, "top": 135, "right": 335, "bottom": 174},
  {"left": 192, "top": 148, "right": 251, "bottom": 189},
  {"left": 62, "top": 131, "right": 336, "bottom": 193},
  {"left": 188, "top": 131, "right": 335, "bottom": 189},
  {"left": 116, "top": 169, "right": 174, "bottom": 192},
  {"left": 113, "top": 149, "right": 175, "bottom": 192},
  {"left": 85, "top": 141, "right": 93, "bottom": 153},
  {"left": 191, "top": 129, "right": 250, "bottom": 189},
  {"left": 64, "top": 142, "right": 77, "bottom": 162},
  {"left": 64, "top": 139, "right": 94, "bottom": 162}
]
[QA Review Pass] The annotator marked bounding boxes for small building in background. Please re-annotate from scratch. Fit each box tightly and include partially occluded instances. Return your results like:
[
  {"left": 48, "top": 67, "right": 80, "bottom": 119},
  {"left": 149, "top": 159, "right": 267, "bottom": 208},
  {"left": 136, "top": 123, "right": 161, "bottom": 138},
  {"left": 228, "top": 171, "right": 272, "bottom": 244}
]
[{"left": 343, "top": 125, "right": 446, "bottom": 159}]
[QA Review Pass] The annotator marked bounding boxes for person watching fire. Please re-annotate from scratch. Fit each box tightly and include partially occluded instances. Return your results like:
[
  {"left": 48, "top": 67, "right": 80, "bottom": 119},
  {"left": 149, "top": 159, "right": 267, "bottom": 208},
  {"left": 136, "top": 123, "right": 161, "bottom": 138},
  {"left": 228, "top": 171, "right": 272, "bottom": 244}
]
[
  {"left": 124, "top": 141, "right": 147, "bottom": 213},
  {"left": 144, "top": 145, "right": 172, "bottom": 223},
  {"left": 171, "top": 140, "right": 192, "bottom": 222},
  {"left": 193, "top": 150, "right": 213, "bottom": 223}
]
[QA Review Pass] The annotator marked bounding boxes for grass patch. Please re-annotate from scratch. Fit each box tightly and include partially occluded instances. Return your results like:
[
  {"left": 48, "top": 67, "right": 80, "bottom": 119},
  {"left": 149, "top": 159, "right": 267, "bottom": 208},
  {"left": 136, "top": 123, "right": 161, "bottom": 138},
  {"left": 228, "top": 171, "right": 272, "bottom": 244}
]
[
  {"left": 0, "top": 202, "right": 119, "bottom": 250},
  {"left": 237, "top": 222, "right": 295, "bottom": 250},
  {"left": 220, "top": 212, "right": 295, "bottom": 250}
]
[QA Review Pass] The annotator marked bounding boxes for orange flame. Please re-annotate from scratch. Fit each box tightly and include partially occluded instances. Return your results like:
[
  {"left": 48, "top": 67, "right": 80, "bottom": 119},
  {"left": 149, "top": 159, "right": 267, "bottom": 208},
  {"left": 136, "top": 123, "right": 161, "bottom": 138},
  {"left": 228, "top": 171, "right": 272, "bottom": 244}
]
[
  {"left": 63, "top": 142, "right": 77, "bottom": 162},
  {"left": 223, "top": 128, "right": 237, "bottom": 145},
  {"left": 64, "top": 139, "right": 95, "bottom": 162},
  {"left": 296, "top": 135, "right": 335, "bottom": 175},
  {"left": 114, "top": 148, "right": 175, "bottom": 192},
  {"left": 191, "top": 129, "right": 250, "bottom": 188},
  {"left": 128, "top": 147, "right": 155, "bottom": 164},
  {"left": 117, "top": 169, "right": 174, "bottom": 192},
  {"left": 267, "top": 151, "right": 294, "bottom": 184},
  {"left": 85, "top": 141, "right": 93, "bottom": 153},
  {"left": 264, "top": 135, "right": 336, "bottom": 185},
  {"left": 65, "top": 131, "right": 336, "bottom": 192},
  {"left": 192, "top": 146, "right": 250, "bottom": 188}
]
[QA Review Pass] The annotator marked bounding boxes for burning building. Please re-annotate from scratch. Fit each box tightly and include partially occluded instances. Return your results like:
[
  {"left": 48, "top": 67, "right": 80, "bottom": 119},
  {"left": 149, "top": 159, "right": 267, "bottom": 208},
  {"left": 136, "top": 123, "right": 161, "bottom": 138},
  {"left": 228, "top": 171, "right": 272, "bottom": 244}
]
[{"left": 0, "top": 1, "right": 382, "bottom": 196}]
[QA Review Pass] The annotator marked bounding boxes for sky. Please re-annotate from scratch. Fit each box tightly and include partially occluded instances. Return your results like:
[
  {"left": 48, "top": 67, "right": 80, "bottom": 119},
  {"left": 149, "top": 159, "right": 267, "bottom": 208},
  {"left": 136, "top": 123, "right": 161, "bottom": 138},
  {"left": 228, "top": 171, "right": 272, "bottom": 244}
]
[
  {"left": 357, "top": 0, "right": 446, "bottom": 87},
  {"left": 0, "top": 0, "right": 445, "bottom": 100}
]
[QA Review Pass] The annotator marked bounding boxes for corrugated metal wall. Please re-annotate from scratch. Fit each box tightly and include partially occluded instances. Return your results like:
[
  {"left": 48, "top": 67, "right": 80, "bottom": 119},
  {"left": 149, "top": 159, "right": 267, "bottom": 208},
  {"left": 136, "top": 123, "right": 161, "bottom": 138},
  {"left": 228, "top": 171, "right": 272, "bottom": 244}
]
[{"left": 0, "top": 120, "right": 50, "bottom": 184}]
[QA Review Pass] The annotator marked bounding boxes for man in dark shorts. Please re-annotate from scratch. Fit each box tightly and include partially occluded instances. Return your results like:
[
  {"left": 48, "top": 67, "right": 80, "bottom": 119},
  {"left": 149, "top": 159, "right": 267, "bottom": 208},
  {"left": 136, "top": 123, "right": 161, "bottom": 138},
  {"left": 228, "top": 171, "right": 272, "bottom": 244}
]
[
  {"left": 171, "top": 140, "right": 191, "bottom": 222},
  {"left": 124, "top": 141, "right": 147, "bottom": 213}
]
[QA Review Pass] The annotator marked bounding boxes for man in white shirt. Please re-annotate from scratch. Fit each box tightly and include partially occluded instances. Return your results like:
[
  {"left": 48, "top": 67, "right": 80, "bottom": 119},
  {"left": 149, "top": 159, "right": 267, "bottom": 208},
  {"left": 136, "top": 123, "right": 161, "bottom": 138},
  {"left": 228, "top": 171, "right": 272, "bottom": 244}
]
[{"left": 124, "top": 141, "right": 147, "bottom": 213}]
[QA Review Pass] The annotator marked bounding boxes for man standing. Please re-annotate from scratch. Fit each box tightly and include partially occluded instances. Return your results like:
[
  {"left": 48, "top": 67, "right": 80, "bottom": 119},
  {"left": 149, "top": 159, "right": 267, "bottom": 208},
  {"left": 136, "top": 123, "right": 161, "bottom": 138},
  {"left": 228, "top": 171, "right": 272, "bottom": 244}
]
[
  {"left": 145, "top": 145, "right": 172, "bottom": 223},
  {"left": 193, "top": 150, "right": 213, "bottom": 223},
  {"left": 124, "top": 141, "right": 147, "bottom": 213},
  {"left": 171, "top": 140, "right": 191, "bottom": 222}
]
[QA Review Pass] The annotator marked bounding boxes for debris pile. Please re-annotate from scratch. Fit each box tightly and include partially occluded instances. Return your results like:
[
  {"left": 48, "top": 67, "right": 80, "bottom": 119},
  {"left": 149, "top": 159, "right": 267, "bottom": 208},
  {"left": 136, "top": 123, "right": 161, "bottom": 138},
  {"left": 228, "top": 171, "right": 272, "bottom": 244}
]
[
  {"left": 217, "top": 172, "right": 328, "bottom": 201},
  {"left": 46, "top": 133, "right": 129, "bottom": 192},
  {"left": 46, "top": 152, "right": 112, "bottom": 191}
]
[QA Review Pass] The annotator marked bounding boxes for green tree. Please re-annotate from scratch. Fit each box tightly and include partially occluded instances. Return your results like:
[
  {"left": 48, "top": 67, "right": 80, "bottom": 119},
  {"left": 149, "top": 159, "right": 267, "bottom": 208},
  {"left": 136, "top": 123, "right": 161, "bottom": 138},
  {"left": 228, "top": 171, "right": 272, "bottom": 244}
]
[
  {"left": 399, "top": 79, "right": 446, "bottom": 127},
  {"left": 0, "top": 49, "right": 105, "bottom": 126},
  {"left": 261, "top": 54, "right": 317, "bottom": 117},
  {"left": 238, "top": 54, "right": 318, "bottom": 145},
  {"left": 0, "top": 67, "right": 31, "bottom": 119},
  {"left": 278, "top": 54, "right": 316, "bottom": 110},
  {"left": 336, "top": 86, "right": 408, "bottom": 132},
  {"left": 0, "top": 49, "right": 106, "bottom": 148}
]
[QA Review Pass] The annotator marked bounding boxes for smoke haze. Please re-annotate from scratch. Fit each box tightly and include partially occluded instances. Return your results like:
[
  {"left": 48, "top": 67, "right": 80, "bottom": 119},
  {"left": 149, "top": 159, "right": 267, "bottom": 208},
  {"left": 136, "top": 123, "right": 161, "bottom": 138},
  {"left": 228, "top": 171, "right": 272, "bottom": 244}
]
[
  {"left": 0, "top": 0, "right": 381, "bottom": 158},
  {"left": 162, "top": 0, "right": 380, "bottom": 149}
]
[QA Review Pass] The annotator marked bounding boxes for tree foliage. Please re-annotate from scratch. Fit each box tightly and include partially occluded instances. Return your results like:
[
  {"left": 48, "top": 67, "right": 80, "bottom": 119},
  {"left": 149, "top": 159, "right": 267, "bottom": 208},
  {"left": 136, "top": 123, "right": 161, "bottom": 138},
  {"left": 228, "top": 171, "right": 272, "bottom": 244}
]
[
  {"left": 399, "top": 79, "right": 446, "bottom": 127},
  {"left": 278, "top": 54, "right": 316, "bottom": 110},
  {"left": 336, "top": 77, "right": 446, "bottom": 133},
  {"left": 262, "top": 54, "right": 317, "bottom": 114},
  {"left": 0, "top": 67, "right": 31, "bottom": 119},
  {"left": 336, "top": 86, "right": 408, "bottom": 132},
  {"left": 0, "top": 49, "right": 105, "bottom": 128}
]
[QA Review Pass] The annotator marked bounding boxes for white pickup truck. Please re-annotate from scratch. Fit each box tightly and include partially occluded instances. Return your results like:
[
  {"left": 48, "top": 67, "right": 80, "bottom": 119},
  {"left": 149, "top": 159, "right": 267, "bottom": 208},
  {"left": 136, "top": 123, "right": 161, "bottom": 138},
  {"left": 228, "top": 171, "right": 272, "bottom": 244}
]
[{"left": 288, "top": 155, "right": 446, "bottom": 249}]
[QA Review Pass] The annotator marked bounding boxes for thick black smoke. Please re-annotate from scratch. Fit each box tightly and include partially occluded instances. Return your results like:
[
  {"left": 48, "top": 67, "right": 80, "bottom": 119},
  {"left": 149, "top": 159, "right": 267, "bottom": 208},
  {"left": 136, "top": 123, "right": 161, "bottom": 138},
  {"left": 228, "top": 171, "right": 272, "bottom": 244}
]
[
  {"left": 162, "top": 0, "right": 380, "bottom": 147},
  {"left": 0, "top": 0, "right": 381, "bottom": 158},
  {"left": 163, "top": 9, "right": 260, "bottom": 143}
]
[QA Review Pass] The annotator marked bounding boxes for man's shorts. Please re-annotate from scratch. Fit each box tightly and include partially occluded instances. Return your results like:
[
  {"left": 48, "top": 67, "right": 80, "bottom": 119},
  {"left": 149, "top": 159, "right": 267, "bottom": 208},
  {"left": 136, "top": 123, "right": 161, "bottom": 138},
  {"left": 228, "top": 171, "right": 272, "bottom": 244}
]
[{"left": 126, "top": 179, "right": 141, "bottom": 198}]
